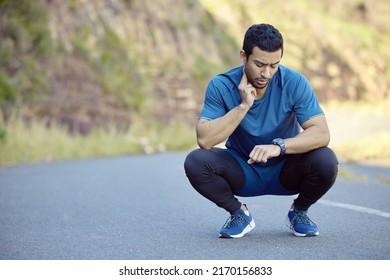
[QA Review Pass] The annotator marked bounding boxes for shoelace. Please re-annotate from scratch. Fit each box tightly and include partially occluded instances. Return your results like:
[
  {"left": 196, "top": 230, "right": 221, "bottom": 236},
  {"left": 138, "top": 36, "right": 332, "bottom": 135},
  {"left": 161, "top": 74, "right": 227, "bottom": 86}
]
[
  {"left": 222, "top": 212, "right": 251, "bottom": 229},
  {"left": 290, "top": 211, "right": 317, "bottom": 229}
]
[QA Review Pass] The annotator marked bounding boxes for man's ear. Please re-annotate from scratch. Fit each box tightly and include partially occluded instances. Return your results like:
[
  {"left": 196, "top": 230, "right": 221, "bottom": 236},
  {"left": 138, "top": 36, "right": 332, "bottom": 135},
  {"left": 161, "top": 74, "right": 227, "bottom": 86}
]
[{"left": 240, "top": 50, "right": 247, "bottom": 63}]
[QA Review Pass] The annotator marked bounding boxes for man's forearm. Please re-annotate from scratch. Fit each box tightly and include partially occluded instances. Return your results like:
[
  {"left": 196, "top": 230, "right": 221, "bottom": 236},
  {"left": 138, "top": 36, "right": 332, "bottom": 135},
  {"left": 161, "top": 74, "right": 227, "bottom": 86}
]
[
  {"left": 196, "top": 103, "right": 250, "bottom": 149},
  {"left": 284, "top": 123, "right": 330, "bottom": 154}
]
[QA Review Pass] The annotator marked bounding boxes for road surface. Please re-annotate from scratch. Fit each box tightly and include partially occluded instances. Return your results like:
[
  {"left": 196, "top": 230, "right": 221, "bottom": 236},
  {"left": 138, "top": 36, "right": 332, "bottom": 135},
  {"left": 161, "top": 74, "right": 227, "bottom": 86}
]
[{"left": 0, "top": 152, "right": 389, "bottom": 260}]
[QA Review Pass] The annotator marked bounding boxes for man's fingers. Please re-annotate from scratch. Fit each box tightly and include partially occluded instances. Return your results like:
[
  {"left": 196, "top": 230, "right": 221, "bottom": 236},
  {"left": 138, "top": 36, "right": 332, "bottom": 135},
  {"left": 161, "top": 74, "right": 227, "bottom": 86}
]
[{"left": 248, "top": 146, "right": 276, "bottom": 164}]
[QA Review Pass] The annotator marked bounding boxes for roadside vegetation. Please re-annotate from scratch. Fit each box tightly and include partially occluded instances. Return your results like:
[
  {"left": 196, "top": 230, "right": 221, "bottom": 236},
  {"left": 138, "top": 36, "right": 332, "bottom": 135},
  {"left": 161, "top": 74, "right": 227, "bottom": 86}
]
[
  {"left": 323, "top": 101, "right": 390, "bottom": 164},
  {"left": 0, "top": 116, "right": 196, "bottom": 166}
]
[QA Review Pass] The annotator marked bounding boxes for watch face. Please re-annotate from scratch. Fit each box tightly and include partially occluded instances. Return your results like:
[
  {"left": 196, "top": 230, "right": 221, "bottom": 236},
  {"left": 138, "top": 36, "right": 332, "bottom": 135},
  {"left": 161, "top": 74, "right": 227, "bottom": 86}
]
[{"left": 273, "top": 138, "right": 282, "bottom": 145}]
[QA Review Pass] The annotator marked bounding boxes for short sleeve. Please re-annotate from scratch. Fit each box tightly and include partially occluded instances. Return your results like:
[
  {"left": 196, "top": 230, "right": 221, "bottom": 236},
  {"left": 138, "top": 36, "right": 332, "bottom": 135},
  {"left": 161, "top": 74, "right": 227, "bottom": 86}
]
[
  {"left": 292, "top": 75, "right": 323, "bottom": 125},
  {"left": 199, "top": 79, "right": 228, "bottom": 120}
]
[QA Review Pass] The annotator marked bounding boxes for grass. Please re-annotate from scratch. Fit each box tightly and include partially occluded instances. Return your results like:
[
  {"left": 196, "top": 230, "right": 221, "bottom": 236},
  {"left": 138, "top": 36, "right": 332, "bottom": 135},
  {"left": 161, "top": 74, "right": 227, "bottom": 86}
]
[
  {"left": 337, "top": 167, "right": 367, "bottom": 182},
  {"left": 323, "top": 100, "right": 390, "bottom": 163},
  {"left": 0, "top": 117, "right": 196, "bottom": 167},
  {"left": 379, "top": 177, "right": 390, "bottom": 184},
  {"left": 332, "top": 132, "right": 390, "bottom": 163}
]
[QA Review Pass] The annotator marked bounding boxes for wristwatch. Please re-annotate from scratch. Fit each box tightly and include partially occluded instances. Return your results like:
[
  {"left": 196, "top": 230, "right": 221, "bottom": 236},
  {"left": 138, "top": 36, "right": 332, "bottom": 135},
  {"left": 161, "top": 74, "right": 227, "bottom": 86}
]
[{"left": 272, "top": 138, "right": 286, "bottom": 156}]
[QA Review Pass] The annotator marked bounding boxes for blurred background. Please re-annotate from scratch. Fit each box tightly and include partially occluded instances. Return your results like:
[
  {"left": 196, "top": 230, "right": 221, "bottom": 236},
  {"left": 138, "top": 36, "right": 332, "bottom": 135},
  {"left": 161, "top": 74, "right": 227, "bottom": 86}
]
[{"left": 0, "top": 0, "right": 389, "bottom": 166}]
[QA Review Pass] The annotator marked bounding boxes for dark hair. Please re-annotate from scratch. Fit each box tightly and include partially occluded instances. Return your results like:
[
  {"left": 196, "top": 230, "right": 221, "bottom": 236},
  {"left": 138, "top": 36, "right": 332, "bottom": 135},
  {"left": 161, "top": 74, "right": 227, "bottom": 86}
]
[{"left": 242, "top": 23, "right": 284, "bottom": 57}]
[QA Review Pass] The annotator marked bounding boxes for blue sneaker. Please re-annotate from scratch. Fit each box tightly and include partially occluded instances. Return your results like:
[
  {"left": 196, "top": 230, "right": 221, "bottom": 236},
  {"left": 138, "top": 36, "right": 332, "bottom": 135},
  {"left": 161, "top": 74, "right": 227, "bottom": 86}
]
[
  {"left": 219, "top": 205, "right": 255, "bottom": 238},
  {"left": 285, "top": 209, "right": 319, "bottom": 237}
]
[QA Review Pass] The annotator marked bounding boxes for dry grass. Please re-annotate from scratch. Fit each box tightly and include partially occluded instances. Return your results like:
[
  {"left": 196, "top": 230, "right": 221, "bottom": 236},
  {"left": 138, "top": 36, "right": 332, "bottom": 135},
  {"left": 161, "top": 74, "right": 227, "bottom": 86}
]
[
  {"left": 0, "top": 117, "right": 196, "bottom": 167},
  {"left": 324, "top": 101, "right": 390, "bottom": 165}
]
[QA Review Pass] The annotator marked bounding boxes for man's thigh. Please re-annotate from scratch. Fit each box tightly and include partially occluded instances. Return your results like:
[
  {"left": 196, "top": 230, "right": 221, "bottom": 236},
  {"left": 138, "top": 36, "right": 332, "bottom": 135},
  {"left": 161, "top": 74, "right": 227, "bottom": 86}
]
[{"left": 184, "top": 147, "right": 246, "bottom": 192}]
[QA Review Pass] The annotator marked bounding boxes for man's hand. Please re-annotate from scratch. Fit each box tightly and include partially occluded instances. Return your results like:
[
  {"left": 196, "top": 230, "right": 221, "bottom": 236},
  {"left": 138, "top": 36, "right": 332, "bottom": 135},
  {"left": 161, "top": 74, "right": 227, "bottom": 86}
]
[
  {"left": 247, "top": 144, "right": 281, "bottom": 164},
  {"left": 196, "top": 68, "right": 257, "bottom": 150},
  {"left": 238, "top": 70, "right": 256, "bottom": 107}
]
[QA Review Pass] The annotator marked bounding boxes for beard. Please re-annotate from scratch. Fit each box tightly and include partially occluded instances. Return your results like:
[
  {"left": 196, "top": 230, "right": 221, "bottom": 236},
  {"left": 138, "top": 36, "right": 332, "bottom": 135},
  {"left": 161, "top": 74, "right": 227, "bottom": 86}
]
[
  {"left": 249, "top": 74, "right": 269, "bottom": 89},
  {"left": 244, "top": 69, "right": 269, "bottom": 89},
  {"left": 252, "top": 77, "right": 269, "bottom": 89}
]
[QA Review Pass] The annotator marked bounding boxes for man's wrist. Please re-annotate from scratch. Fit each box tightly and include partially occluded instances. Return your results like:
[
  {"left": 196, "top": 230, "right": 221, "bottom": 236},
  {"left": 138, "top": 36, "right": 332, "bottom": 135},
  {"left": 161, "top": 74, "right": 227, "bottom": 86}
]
[
  {"left": 272, "top": 138, "right": 286, "bottom": 156},
  {"left": 238, "top": 102, "right": 251, "bottom": 112}
]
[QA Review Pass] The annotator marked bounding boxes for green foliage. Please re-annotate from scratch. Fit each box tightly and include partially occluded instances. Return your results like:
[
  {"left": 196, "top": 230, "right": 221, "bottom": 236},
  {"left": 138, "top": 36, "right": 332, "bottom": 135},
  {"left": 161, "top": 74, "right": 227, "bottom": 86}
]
[
  {"left": 0, "top": 0, "right": 53, "bottom": 116},
  {"left": 0, "top": 0, "right": 53, "bottom": 55},
  {"left": 71, "top": 21, "right": 150, "bottom": 112},
  {"left": 0, "top": 42, "right": 13, "bottom": 68},
  {"left": 0, "top": 125, "right": 7, "bottom": 142},
  {"left": 194, "top": 10, "right": 238, "bottom": 87},
  {"left": 192, "top": 56, "right": 215, "bottom": 87},
  {"left": 71, "top": 22, "right": 92, "bottom": 55},
  {"left": 0, "top": 71, "right": 15, "bottom": 105},
  {"left": 212, "top": 24, "right": 239, "bottom": 67},
  {"left": 18, "top": 57, "right": 50, "bottom": 104}
]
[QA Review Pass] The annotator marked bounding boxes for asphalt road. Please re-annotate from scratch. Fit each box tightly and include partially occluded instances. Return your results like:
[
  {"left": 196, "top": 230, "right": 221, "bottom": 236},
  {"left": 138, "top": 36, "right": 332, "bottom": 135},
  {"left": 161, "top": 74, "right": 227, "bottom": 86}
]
[{"left": 0, "top": 152, "right": 389, "bottom": 260}]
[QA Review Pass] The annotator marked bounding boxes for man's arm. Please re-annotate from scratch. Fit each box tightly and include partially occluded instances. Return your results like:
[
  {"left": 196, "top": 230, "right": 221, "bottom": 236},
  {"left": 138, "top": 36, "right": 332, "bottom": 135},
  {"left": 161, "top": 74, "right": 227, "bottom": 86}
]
[
  {"left": 197, "top": 71, "right": 256, "bottom": 150},
  {"left": 196, "top": 103, "right": 250, "bottom": 149},
  {"left": 284, "top": 114, "right": 330, "bottom": 154},
  {"left": 247, "top": 115, "right": 330, "bottom": 164}
]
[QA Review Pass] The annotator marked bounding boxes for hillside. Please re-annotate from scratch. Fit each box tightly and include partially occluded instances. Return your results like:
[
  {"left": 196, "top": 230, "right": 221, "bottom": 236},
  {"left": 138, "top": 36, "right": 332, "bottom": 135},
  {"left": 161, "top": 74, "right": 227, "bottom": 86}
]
[{"left": 1, "top": 0, "right": 390, "bottom": 135}]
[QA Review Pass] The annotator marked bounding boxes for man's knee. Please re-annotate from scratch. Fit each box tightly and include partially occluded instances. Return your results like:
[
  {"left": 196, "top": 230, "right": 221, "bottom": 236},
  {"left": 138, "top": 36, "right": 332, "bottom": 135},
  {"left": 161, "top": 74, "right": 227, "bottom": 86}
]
[
  {"left": 184, "top": 148, "right": 215, "bottom": 182},
  {"left": 184, "top": 149, "right": 204, "bottom": 174},
  {"left": 311, "top": 147, "right": 339, "bottom": 181}
]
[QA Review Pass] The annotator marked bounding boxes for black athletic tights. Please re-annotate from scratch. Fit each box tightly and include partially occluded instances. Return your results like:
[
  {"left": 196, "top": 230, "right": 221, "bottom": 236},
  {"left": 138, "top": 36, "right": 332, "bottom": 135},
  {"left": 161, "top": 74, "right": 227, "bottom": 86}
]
[{"left": 184, "top": 147, "right": 338, "bottom": 213}]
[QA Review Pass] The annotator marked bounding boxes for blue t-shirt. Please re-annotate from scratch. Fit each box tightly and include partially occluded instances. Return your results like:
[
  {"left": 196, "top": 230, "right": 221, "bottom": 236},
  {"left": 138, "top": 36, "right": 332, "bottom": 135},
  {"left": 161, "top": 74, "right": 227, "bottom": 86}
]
[{"left": 199, "top": 64, "right": 324, "bottom": 196}]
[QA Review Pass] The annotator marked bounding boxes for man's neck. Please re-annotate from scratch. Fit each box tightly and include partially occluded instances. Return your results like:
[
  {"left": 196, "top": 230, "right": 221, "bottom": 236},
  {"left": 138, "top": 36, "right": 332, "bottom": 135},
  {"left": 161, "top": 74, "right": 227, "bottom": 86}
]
[{"left": 255, "top": 87, "right": 267, "bottom": 100}]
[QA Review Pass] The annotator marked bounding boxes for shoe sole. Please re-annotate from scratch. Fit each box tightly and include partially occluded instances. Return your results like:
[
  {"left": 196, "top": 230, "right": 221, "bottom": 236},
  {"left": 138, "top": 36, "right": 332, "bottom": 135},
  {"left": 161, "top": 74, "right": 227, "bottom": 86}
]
[
  {"left": 284, "top": 215, "right": 319, "bottom": 237},
  {"left": 219, "top": 219, "right": 256, "bottom": 238}
]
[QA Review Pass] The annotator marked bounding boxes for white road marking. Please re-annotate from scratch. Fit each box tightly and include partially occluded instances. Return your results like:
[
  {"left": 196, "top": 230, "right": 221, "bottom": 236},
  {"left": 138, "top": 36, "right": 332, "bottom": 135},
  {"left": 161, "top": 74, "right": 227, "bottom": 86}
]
[{"left": 318, "top": 199, "right": 390, "bottom": 218}]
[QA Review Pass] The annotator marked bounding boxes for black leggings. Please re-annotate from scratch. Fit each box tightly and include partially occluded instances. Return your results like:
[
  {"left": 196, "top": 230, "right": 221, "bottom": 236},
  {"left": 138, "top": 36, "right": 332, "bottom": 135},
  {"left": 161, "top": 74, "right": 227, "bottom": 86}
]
[{"left": 184, "top": 147, "right": 338, "bottom": 213}]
